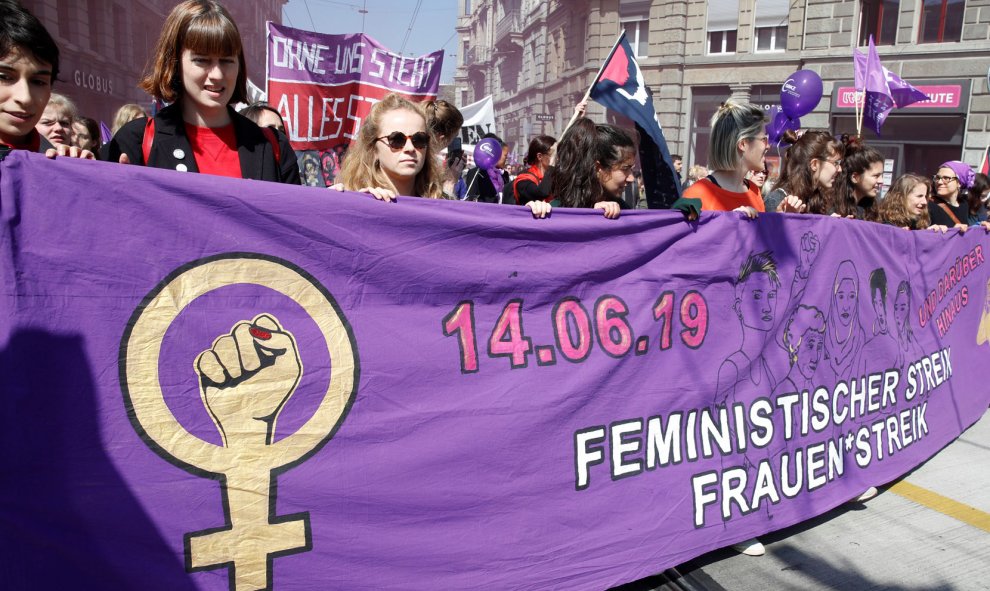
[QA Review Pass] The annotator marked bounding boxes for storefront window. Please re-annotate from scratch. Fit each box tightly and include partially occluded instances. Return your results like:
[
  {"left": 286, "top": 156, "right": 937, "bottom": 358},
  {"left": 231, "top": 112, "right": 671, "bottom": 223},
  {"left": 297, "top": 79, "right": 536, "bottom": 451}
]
[
  {"left": 690, "top": 87, "right": 731, "bottom": 168},
  {"left": 919, "top": 0, "right": 964, "bottom": 43}
]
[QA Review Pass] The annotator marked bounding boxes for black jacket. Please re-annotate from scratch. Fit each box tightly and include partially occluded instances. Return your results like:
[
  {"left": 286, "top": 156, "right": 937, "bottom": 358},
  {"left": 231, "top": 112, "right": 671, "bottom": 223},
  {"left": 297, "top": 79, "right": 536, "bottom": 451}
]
[{"left": 104, "top": 104, "right": 300, "bottom": 184}]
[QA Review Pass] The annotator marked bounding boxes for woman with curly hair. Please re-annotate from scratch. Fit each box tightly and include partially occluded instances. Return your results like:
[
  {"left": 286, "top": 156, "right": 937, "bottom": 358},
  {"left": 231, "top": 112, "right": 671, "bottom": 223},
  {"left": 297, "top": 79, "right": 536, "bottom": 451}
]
[
  {"left": 550, "top": 117, "right": 635, "bottom": 219},
  {"left": 874, "top": 173, "right": 947, "bottom": 231},
  {"left": 763, "top": 130, "right": 844, "bottom": 216}
]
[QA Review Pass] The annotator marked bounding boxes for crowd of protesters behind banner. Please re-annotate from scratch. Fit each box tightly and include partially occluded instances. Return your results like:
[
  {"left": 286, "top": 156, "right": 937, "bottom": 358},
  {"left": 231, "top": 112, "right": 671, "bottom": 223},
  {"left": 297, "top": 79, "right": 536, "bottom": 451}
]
[{"left": 2, "top": 0, "right": 988, "bottom": 233}]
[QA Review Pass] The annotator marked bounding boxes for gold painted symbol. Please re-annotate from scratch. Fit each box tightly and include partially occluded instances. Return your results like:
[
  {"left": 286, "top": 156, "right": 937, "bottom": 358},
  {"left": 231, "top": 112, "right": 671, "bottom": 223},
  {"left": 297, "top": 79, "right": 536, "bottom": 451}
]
[{"left": 120, "top": 254, "right": 357, "bottom": 590}]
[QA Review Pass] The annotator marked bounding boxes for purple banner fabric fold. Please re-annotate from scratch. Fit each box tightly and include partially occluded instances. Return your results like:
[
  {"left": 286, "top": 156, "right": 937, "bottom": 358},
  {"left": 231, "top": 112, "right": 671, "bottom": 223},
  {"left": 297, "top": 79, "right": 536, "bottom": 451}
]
[{"left": 2, "top": 151, "right": 989, "bottom": 590}]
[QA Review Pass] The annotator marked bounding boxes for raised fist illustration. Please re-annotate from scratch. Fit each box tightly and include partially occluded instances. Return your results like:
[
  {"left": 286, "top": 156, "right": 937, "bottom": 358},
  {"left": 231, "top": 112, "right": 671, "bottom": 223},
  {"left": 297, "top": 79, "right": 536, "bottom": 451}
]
[
  {"left": 195, "top": 314, "right": 302, "bottom": 448},
  {"left": 799, "top": 231, "right": 820, "bottom": 275}
]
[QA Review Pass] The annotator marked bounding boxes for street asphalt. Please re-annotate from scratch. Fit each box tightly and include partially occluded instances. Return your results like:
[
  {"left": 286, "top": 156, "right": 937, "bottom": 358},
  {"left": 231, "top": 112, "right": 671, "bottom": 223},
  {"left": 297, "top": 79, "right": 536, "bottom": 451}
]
[{"left": 615, "top": 407, "right": 990, "bottom": 591}]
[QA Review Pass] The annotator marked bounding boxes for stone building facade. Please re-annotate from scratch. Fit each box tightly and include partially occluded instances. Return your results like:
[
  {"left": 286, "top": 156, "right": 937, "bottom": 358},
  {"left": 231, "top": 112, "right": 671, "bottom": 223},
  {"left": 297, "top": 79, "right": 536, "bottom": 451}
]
[
  {"left": 20, "top": 0, "right": 285, "bottom": 125},
  {"left": 455, "top": 0, "right": 990, "bottom": 177}
]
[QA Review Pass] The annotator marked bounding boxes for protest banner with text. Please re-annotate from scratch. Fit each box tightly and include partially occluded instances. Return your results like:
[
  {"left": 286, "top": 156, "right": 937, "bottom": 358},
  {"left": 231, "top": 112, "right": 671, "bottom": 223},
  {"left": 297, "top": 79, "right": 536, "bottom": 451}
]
[{"left": 266, "top": 23, "right": 443, "bottom": 151}]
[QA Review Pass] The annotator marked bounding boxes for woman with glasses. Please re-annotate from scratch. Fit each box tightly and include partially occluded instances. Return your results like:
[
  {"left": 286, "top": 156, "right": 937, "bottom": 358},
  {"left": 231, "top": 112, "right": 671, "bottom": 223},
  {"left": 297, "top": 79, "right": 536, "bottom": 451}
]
[
  {"left": 833, "top": 135, "right": 884, "bottom": 219},
  {"left": 105, "top": 0, "right": 299, "bottom": 183},
  {"left": 928, "top": 161, "right": 974, "bottom": 230},
  {"left": 686, "top": 101, "right": 804, "bottom": 217},
  {"left": 763, "top": 130, "right": 844, "bottom": 216}
]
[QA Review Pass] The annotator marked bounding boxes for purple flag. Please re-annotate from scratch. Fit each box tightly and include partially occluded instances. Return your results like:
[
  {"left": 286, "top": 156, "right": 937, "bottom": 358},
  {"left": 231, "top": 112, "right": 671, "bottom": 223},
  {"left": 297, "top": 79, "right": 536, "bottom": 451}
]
[
  {"left": 99, "top": 121, "right": 113, "bottom": 143},
  {"left": 2, "top": 151, "right": 990, "bottom": 590},
  {"left": 862, "top": 37, "right": 895, "bottom": 135},
  {"left": 885, "top": 69, "right": 930, "bottom": 109},
  {"left": 854, "top": 38, "right": 928, "bottom": 134}
]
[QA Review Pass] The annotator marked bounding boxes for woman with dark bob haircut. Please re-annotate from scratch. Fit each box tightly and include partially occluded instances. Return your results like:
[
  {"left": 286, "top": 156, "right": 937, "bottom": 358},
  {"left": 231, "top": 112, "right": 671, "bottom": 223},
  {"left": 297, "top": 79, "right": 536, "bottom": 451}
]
[{"left": 105, "top": 0, "right": 298, "bottom": 183}]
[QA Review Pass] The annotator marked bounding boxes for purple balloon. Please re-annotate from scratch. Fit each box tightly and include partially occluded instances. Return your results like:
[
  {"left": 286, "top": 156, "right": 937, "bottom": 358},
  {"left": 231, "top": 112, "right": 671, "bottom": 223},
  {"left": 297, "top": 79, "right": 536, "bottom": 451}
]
[
  {"left": 473, "top": 138, "right": 502, "bottom": 171},
  {"left": 780, "top": 70, "right": 823, "bottom": 120},
  {"left": 767, "top": 112, "right": 800, "bottom": 146}
]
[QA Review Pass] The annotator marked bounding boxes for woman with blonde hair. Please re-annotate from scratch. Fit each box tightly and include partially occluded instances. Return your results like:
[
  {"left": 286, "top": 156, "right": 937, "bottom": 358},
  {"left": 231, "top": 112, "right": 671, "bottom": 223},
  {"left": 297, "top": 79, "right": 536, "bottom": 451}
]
[
  {"left": 685, "top": 100, "right": 804, "bottom": 217},
  {"left": 336, "top": 93, "right": 549, "bottom": 219},
  {"left": 105, "top": 0, "right": 298, "bottom": 183},
  {"left": 111, "top": 103, "right": 148, "bottom": 134},
  {"left": 336, "top": 93, "right": 444, "bottom": 200},
  {"left": 875, "top": 173, "right": 947, "bottom": 232}
]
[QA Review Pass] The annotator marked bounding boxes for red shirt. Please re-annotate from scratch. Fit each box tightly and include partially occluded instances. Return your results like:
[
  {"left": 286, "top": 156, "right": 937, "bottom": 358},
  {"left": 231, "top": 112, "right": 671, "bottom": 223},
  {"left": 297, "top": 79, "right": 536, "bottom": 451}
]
[
  {"left": 1, "top": 130, "right": 42, "bottom": 152},
  {"left": 184, "top": 123, "right": 242, "bottom": 178},
  {"left": 683, "top": 177, "right": 765, "bottom": 212}
]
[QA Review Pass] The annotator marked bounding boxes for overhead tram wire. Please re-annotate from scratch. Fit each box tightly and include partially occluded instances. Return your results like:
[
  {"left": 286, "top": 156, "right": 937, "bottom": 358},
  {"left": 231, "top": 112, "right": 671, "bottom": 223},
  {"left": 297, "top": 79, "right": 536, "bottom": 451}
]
[
  {"left": 398, "top": 0, "right": 424, "bottom": 54},
  {"left": 302, "top": 0, "right": 317, "bottom": 31}
]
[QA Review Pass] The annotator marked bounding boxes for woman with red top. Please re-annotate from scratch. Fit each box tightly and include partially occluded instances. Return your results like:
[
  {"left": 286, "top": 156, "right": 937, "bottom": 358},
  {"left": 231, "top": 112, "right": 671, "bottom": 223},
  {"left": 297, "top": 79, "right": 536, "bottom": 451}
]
[
  {"left": 104, "top": 0, "right": 299, "bottom": 184},
  {"left": 512, "top": 134, "right": 555, "bottom": 205},
  {"left": 684, "top": 100, "right": 803, "bottom": 218},
  {"left": 0, "top": 1, "right": 94, "bottom": 159}
]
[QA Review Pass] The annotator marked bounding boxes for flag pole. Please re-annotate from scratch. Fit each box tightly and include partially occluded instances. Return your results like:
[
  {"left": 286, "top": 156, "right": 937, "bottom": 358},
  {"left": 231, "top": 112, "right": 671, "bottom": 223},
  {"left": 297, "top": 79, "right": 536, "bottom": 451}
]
[{"left": 560, "top": 31, "right": 627, "bottom": 137}]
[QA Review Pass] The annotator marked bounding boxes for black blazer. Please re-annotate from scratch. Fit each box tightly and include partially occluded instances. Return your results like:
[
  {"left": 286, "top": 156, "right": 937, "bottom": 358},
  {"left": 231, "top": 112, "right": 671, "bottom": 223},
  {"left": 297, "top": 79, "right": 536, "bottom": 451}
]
[{"left": 104, "top": 103, "right": 300, "bottom": 185}]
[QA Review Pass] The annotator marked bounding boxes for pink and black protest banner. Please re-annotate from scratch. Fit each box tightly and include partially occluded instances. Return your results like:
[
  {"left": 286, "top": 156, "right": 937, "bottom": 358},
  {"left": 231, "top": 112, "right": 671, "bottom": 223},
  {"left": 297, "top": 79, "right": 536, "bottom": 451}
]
[
  {"left": 266, "top": 23, "right": 443, "bottom": 152},
  {"left": 1, "top": 151, "right": 989, "bottom": 590}
]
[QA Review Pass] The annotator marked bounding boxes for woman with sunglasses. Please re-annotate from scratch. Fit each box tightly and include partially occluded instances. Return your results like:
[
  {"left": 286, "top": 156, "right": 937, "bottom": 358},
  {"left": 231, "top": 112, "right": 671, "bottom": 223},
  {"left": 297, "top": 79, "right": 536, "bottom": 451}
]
[
  {"left": 105, "top": 0, "right": 298, "bottom": 184},
  {"left": 763, "top": 130, "right": 843, "bottom": 216},
  {"left": 929, "top": 161, "right": 974, "bottom": 230},
  {"left": 336, "top": 94, "right": 551, "bottom": 218}
]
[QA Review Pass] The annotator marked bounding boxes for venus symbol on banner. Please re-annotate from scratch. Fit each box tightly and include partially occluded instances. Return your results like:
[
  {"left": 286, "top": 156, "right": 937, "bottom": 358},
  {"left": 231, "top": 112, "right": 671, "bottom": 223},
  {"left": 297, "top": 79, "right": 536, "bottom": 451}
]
[{"left": 120, "top": 254, "right": 358, "bottom": 591}]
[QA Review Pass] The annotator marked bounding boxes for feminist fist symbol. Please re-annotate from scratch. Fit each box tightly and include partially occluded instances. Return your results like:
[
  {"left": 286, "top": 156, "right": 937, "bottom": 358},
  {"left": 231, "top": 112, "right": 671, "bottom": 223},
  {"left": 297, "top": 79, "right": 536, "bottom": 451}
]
[
  {"left": 196, "top": 314, "right": 301, "bottom": 448},
  {"left": 122, "top": 254, "right": 357, "bottom": 591}
]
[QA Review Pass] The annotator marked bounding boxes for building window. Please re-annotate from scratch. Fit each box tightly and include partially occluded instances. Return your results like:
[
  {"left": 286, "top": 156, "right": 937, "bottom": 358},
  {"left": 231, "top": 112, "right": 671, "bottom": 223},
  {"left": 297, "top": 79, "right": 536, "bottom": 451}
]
[
  {"left": 708, "top": 30, "right": 737, "bottom": 54},
  {"left": 919, "top": 0, "right": 964, "bottom": 43},
  {"left": 464, "top": 0, "right": 471, "bottom": 15},
  {"left": 707, "top": 0, "right": 739, "bottom": 55},
  {"left": 859, "top": 0, "right": 899, "bottom": 45},
  {"left": 754, "top": 0, "right": 788, "bottom": 52},
  {"left": 622, "top": 18, "right": 649, "bottom": 57},
  {"left": 755, "top": 26, "right": 786, "bottom": 51}
]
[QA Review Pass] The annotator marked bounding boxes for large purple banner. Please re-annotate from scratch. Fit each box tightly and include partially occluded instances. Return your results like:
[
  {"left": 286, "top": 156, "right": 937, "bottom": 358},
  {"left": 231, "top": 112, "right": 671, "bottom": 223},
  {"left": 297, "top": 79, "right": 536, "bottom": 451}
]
[{"left": 1, "top": 151, "right": 988, "bottom": 590}]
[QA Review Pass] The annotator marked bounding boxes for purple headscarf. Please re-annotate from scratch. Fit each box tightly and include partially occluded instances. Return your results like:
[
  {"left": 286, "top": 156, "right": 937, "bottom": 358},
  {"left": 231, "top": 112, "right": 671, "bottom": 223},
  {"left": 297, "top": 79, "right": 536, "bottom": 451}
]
[{"left": 939, "top": 161, "right": 975, "bottom": 189}]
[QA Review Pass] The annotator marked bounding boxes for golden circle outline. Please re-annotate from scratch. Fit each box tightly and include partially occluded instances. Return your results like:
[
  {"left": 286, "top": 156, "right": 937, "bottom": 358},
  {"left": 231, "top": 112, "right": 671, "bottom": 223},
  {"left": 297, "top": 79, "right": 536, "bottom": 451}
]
[{"left": 123, "top": 256, "right": 355, "bottom": 474}]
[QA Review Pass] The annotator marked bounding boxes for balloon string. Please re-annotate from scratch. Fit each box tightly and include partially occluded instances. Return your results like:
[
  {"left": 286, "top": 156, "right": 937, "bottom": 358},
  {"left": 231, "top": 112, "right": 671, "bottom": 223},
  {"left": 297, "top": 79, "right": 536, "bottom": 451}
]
[{"left": 462, "top": 170, "right": 479, "bottom": 201}]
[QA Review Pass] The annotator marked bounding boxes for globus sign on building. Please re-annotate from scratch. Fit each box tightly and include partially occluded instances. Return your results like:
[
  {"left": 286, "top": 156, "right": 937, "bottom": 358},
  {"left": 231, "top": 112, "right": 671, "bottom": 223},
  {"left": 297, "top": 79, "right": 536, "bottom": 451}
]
[{"left": 266, "top": 23, "right": 444, "bottom": 151}]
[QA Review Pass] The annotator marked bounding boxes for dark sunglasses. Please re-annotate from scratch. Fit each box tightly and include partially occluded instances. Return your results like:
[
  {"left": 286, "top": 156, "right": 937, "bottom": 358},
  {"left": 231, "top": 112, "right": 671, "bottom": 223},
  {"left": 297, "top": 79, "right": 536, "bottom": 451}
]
[{"left": 377, "top": 131, "right": 430, "bottom": 150}]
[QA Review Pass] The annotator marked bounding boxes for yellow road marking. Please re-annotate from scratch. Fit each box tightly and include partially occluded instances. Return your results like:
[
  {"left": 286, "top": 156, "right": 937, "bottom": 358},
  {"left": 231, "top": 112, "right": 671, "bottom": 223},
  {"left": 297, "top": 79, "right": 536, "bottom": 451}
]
[{"left": 888, "top": 480, "right": 990, "bottom": 534}]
